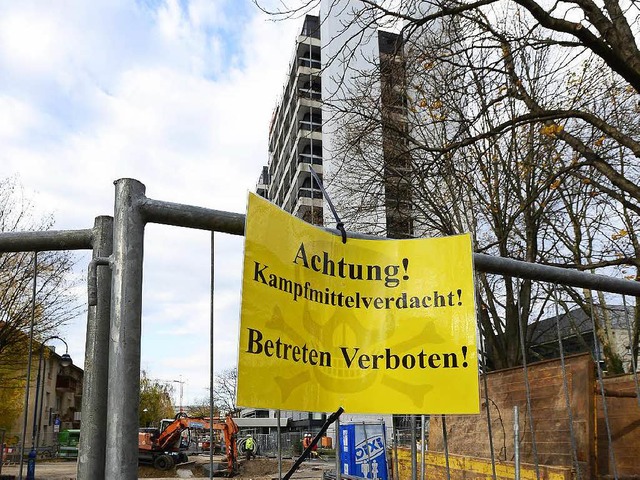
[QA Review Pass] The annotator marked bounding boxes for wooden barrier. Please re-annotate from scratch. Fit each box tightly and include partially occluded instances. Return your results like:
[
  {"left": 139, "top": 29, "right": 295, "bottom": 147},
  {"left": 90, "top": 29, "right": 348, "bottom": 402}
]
[{"left": 395, "top": 448, "right": 573, "bottom": 480}]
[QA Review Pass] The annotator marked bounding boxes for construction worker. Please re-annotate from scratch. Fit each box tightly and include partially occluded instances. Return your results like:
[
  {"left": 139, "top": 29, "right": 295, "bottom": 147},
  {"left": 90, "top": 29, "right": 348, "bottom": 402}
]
[
  {"left": 244, "top": 434, "right": 256, "bottom": 460},
  {"left": 302, "top": 433, "right": 318, "bottom": 458}
]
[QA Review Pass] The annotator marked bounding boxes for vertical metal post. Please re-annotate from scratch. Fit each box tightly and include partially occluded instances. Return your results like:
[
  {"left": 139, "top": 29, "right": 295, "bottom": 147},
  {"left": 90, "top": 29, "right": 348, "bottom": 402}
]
[
  {"left": 516, "top": 286, "right": 540, "bottom": 480},
  {"left": 514, "top": 406, "right": 520, "bottom": 480},
  {"left": 553, "top": 290, "right": 582, "bottom": 480},
  {"left": 589, "top": 299, "right": 619, "bottom": 480},
  {"left": 478, "top": 318, "right": 497, "bottom": 479},
  {"left": 277, "top": 410, "right": 282, "bottom": 480},
  {"left": 420, "top": 415, "right": 425, "bottom": 480},
  {"left": 410, "top": 416, "right": 417, "bottom": 480},
  {"left": 209, "top": 232, "right": 215, "bottom": 480},
  {"left": 335, "top": 415, "right": 341, "bottom": 480},
  {"left": 78, "top": 216, "right": 113, "bottom": 480},
  {"left": 441, "top": 416, "right": 450, "bottom": 480},
  {"left": 18, "top": 252, "right": 38, "bottom": 480},
  {"left": 105, "top": 179, "right": 146, "bottom": 479},
  {"left": 393, "top": 426, "right": 399, "bottom": 480},
  {"left": 621, "top": 295, "right": 640, "bottom": 406}
]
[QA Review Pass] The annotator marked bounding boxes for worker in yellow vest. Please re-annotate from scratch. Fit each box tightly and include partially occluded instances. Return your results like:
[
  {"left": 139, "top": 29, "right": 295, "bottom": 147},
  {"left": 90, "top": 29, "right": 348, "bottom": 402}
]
[{"left": 244, "top": 434, "right": 256, "bottom": 460}]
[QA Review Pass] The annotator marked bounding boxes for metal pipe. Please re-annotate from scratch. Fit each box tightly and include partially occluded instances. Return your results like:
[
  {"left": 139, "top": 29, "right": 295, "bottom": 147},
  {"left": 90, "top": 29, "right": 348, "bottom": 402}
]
[
  {"left": 514, "top": 406, "right": 520, "bottom": 480},
  {"left": 441, "top": 416, "right": 450, "bottom": 480},
  {"left": 473, "top": 253, "right": 640, "bottom": 296},
  {"left": 139, "top": 198, "right": 245, "bottom": 235},
  {"left": 87, "top": 256, "right": 112, "bottom": 307},
  {"left": 140, "top": 197, "right": 640, "bottom": 296},
  {"left": 277, "top": 410, "right": 282, "bottom": 480},
  {"left": 517, "top": 287, "right": 540, "bottom": 480},
  {"left": 78, "top": 216, "right": 113, "bottom": 480},
  {"left": 1, "top": 199, "right": 639, "bottom": 297},
  {"left": 590, "top": 300, "right": 619, "bottom": 480},
  {"left": 420, "top": 415, "right": 425, "bottom": 480},
  {"left": 209, "top": 231, "right": 215, "bottom": 480},
  {"left": 410, "top": 416, "right": 417, "bottom": 480},
  {"left": 553, "top": 290, "right": 582, "bottom": 480},
  {"left": 18, "top": 252, "right": 38, "bottom": 480},
  {"left": 105, "top": 179, "right": 146, "bottom": 479},
  {"left": 335, "top": 415, "right": 341, "bottom": 480},
  {"left": 0, "top": 229, "right": 92, "bottom": 252},
  {"left": 393, "top": 427, "right": 399, "bottom": 480}
]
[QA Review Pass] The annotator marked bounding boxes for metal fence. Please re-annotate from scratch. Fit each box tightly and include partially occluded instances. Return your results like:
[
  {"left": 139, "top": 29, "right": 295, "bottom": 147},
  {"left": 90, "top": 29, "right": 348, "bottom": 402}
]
[
  {"left": 1, "top": 431, "right": 62, "bottom": 464},
  {"left": 252, "top": 432, "right": 304, "bottom": 458},
  {"left": 1, "top": 178, "right": 639, "bottom": 480}
]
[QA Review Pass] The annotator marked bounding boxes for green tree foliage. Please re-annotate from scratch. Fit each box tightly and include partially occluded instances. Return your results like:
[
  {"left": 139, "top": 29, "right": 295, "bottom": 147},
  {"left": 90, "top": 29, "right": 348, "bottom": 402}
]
[
  {"left": 139, "top": 371, "right": 176, "bottom": 427},
  {"left": 0, "top": 337, "right": 27, "bottom": 433}
]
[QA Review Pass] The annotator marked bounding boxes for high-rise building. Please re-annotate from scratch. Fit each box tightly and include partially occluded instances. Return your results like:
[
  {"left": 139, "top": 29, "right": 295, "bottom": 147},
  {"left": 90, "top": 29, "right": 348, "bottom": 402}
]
[
  {"left": 258, "top": 6, "right": 413, "bottom": 238},
  {"left": 259, "top": 14, "right": 324, "bottom": 226}
]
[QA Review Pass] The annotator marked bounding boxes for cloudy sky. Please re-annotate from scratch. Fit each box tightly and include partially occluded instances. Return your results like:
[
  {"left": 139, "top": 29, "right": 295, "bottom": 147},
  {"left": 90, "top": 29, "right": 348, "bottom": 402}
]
[{"left": 0, "top": 0, "right": 307, "bottom": 406}]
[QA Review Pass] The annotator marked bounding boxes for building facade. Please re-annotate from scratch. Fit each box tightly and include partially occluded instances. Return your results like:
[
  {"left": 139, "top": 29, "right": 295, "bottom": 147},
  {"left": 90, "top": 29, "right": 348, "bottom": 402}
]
[
  {"left": 259, "top": 14, "right": 324, "bottom": 226},
  {"left": 4, "top": 342, "right": 83, "bottom": 454},
  {"left": 258, "top": 8, "right": 413, "bottom": 238},
  {"left": 528, "top": 304, "right": 638, "bottom": 372}
]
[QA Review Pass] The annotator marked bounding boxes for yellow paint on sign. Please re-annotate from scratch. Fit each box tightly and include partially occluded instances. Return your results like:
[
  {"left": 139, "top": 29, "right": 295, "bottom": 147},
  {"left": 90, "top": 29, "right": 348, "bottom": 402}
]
[{"left": 236, "top": 193, "right": 479, "bottom": 414}]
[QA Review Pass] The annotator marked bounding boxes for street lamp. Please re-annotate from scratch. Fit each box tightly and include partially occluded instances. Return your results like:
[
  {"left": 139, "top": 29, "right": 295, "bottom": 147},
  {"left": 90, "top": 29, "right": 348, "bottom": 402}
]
[{"left": 26, "top": 336, "right": 72, "bottom": 480}]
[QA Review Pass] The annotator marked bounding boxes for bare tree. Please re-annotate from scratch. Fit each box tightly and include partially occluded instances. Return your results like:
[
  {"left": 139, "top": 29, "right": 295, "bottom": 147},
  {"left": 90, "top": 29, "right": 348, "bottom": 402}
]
[
  {"left": 0, "top": 177, "right": 82, "bottom": 429},
  {"left": 256, "top": 0, "right": 640, "bottom": 369},
  {"left": 258, "top": 0, "right": 640, "bottom": 208},
  {"left": 0, "top": 177, "right": 81, "bottom": 372},
  {"left": 212, "top": 368, "right": 239, "bottom": 416}
]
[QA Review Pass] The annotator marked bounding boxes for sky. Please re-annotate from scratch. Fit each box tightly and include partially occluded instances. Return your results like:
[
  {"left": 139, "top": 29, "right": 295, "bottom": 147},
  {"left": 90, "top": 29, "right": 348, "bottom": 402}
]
[{"left": 0, "top": 0, "right": 306, "bottom": 407}]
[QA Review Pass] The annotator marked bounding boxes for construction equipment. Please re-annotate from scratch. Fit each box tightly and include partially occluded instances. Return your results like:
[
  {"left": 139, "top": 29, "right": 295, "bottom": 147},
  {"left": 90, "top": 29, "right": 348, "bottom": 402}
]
[{"left": 138, "top": 413, "right": 239, "bottom": 472}]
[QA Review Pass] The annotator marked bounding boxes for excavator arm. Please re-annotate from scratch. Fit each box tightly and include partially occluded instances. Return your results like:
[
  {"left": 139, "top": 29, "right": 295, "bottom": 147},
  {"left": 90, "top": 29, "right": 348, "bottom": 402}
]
[
  {"left": 156, "top": 415, "right": 192, "bottom": 451},
  {"left": 146, "top": 413, "right": 239, "bottom": 473}
]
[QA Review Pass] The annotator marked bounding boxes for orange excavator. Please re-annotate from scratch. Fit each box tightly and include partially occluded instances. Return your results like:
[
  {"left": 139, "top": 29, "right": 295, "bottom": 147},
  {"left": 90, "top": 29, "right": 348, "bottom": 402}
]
[{"left": 139, "top": 413, "right": 239, "bottom": 472}]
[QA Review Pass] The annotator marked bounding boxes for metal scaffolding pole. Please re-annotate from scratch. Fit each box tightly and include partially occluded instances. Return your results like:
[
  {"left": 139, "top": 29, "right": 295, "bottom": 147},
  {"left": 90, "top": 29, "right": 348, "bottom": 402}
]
[
  {"left": 105, "top": 179, "right": 146, "bottom": 479},
  {"left": 77, "top": 216, "right": 113, "bottom": 480}
]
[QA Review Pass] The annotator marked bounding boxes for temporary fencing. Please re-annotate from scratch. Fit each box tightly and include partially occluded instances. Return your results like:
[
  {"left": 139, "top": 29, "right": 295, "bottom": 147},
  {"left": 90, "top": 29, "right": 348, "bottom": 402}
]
[{"left": 0, "top": 178, "right": 639, "bottom": 480}]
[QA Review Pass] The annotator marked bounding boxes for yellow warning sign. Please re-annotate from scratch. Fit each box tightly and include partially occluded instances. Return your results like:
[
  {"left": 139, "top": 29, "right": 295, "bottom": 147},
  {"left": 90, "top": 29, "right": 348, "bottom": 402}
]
[{"left": 236, "top": 193, "right": 479, "bottom": 414}]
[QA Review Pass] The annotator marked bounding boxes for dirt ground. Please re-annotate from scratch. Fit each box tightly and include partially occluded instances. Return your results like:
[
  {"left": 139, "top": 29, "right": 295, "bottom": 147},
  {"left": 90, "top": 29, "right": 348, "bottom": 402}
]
[
  {"left": 138, "top": 456, "right": 298, "bottom": 478},
  {"left": 1, "top": 456, "right": 331, "bottom": 479}
]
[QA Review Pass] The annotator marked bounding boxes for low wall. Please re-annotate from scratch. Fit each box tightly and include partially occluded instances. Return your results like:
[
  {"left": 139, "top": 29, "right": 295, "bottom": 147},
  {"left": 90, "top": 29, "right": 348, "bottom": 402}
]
[{"left": 429, "top": 354, "right": 594, "bottom": 478}]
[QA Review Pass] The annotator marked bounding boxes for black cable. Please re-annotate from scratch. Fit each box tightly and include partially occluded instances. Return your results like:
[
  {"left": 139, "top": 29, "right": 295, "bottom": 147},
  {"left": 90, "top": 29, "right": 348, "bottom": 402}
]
[{"left": 308, "top": 168, "right": 347, "bottom": 243}]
